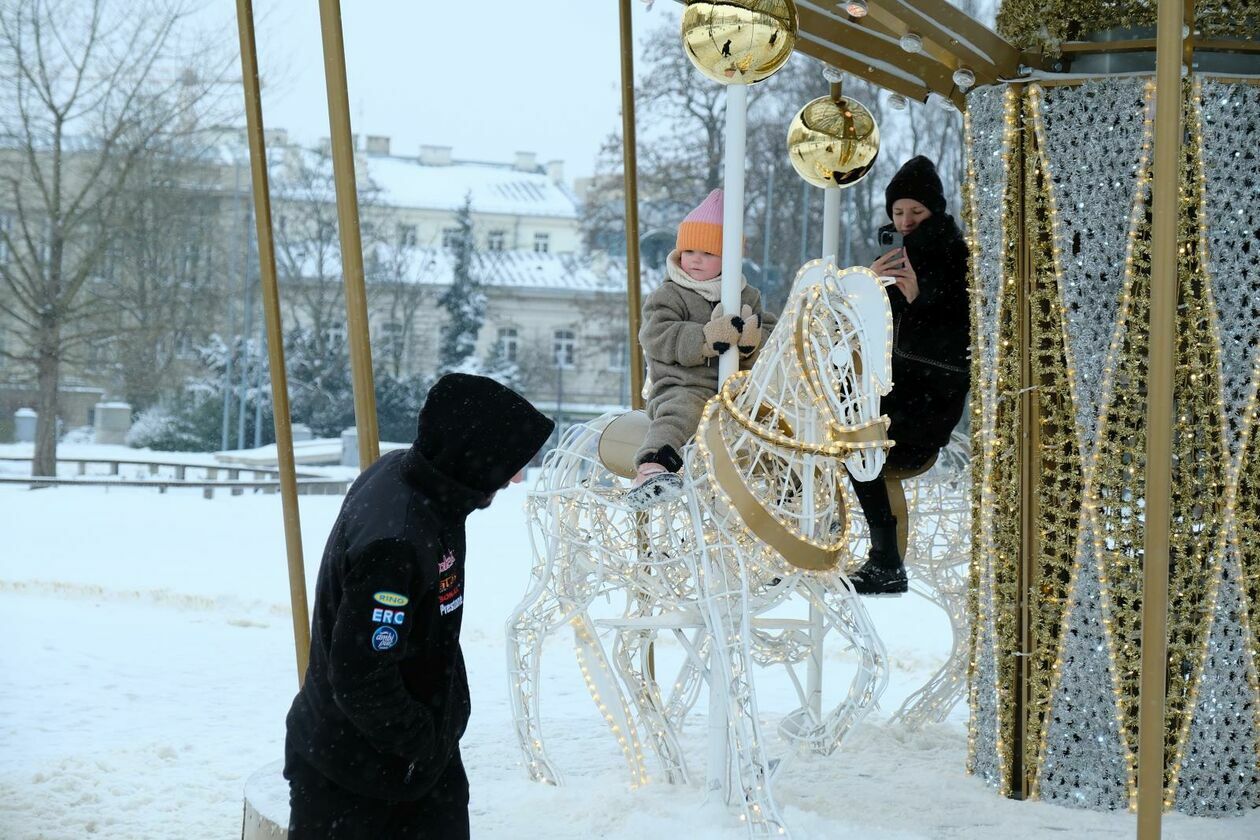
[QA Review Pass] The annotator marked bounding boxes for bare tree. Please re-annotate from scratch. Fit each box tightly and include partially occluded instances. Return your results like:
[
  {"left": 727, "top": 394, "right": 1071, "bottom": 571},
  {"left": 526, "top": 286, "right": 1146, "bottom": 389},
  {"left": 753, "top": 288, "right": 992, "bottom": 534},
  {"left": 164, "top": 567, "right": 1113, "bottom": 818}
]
[
  {"left": 271, "top": 142, "right": 381, "bottom": 361},
  {"left": 366, "top": 230, "right": 431, "bottom": 379},
  {"left": 0, "top": 0, "right": 227, "bottom": 475},
  {"left": 96, "top": 134, "right": 229, "bottom": 409}
]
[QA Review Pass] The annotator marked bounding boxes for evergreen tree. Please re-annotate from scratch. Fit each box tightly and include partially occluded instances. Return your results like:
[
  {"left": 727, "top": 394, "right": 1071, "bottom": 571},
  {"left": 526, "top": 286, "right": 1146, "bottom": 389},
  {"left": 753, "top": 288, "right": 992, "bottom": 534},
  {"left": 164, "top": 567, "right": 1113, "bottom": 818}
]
[
  {"left": 284, "top": 327, "right": 356, "bottom": 438},
  {"left": 374, "top": 370, "right": 432, "bottom": 444},
  {"left": 437, "top": 194, "right": 486, "bottom": 374},
  {"left": 127, "top": 334, "right": 274, "bottom": 452},
  {"left": 480, "top": 337, "right": 524, "bottom": 392}
]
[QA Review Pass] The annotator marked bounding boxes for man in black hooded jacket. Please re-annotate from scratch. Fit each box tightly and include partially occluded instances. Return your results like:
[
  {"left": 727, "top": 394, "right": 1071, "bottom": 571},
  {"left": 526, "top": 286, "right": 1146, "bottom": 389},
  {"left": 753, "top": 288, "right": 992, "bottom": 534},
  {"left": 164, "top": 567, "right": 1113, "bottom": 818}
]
[{"left": 284, "top": 373, "right": 554, "bottom": 838}]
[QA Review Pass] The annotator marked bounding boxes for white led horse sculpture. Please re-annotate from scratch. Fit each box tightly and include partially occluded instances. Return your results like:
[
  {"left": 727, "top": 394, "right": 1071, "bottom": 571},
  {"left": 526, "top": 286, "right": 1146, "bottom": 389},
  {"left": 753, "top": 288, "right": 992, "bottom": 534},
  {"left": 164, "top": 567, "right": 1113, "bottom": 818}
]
[{"left": 507, "top": 263, "right": 895, "bottom": 837}]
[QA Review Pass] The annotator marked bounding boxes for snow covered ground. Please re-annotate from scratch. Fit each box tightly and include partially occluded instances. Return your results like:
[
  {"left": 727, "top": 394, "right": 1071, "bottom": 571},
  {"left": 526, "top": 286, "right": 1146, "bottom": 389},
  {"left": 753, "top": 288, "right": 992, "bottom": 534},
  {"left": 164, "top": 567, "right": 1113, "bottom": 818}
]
[{"left": 1, "top": 460, "right": 1257, "bottom": 838}]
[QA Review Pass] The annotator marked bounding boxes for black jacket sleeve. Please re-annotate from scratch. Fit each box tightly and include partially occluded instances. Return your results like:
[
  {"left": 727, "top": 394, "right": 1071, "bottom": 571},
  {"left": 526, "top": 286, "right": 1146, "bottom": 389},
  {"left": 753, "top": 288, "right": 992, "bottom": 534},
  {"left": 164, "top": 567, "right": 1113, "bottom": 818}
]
[
  {"left": 326, "top": 540, "right": 446, "bottom": 763},
  {"left": 902, "top": 238, "right": 968, "bottom": 316}
]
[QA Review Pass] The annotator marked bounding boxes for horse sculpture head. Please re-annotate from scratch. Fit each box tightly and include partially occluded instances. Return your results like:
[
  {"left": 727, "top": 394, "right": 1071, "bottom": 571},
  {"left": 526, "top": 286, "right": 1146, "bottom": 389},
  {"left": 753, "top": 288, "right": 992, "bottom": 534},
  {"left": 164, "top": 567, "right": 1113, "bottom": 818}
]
[
  {"left": 707, "top": 260, "right": 895, "bottom": 566},
  {"left": 803, "top": 263, "right": 895, "bottom": 481},
  {"left": 730, "top": 260, "right": 893, "bottom": 479}
]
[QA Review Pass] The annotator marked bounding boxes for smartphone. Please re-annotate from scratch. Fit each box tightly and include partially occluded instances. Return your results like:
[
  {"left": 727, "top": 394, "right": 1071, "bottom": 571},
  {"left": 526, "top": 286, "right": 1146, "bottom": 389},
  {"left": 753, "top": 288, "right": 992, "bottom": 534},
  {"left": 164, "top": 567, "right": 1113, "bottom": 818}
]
[
  {"left": 878, "top": 229, "right": 904, "bottom": 252},
  {"left": 876, "top": 227, "right": 907, "bottom": 270}
]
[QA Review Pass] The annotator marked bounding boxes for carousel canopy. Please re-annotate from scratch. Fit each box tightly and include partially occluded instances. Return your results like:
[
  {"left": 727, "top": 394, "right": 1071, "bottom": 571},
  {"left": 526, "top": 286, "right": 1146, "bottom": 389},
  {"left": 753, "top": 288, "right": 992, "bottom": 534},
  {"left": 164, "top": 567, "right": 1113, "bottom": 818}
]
[{"left": 780, "top": 1, "right": 1259, "bottom": 107}]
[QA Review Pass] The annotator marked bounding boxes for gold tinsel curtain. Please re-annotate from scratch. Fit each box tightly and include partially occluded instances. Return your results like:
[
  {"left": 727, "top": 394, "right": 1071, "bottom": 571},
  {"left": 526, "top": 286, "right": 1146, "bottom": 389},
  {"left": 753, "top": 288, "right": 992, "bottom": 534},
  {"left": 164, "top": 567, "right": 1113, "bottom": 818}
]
[{"left": 996, "top": 1, "right": 1260, "bottom": 53}]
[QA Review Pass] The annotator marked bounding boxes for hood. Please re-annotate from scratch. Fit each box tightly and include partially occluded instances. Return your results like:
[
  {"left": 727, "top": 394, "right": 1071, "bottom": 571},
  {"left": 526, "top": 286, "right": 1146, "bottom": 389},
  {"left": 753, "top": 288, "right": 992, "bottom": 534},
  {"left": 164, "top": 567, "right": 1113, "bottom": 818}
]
[{"left": 406, "top": 373, "right": 554, "bottom": 500}]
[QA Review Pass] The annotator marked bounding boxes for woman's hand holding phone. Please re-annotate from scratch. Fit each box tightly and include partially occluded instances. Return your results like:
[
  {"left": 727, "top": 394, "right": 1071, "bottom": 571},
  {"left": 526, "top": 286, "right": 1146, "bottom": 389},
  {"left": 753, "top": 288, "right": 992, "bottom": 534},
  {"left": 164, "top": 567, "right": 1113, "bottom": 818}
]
[{"left": 871, "top": 248, "right": 920, "bottom": 303}]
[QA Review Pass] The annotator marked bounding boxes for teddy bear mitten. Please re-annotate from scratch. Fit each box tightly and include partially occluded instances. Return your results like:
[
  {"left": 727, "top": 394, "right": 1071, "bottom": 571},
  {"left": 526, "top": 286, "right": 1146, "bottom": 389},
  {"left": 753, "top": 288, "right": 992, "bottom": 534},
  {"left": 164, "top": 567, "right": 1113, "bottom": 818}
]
[
  {"left": 733, "top": 304, "right": 762, "bottom": 357},
  {"left": 702, "top": 306, "right": 742, "bottom": 357}
]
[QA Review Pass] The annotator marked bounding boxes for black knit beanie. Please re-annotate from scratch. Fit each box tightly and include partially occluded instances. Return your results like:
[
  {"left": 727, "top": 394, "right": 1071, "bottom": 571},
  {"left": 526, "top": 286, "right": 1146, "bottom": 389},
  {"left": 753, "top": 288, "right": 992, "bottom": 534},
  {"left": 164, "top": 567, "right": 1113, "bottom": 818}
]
[{"left": 885, "top": 155, "right": 947, "bottom": 219}]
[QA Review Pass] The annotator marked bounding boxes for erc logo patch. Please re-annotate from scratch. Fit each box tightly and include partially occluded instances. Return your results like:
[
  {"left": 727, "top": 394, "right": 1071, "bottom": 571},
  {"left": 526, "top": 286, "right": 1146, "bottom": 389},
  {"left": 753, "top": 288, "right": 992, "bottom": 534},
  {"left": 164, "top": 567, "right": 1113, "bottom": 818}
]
[
  {"left": 371, "top": 608, "right": 406, "bottom": 625},
  {"left": 373, "top": 591, "right": 409, "bottom": 607},
  {"left": 371, "top": 625, "right": 398, "bottom": 651}
]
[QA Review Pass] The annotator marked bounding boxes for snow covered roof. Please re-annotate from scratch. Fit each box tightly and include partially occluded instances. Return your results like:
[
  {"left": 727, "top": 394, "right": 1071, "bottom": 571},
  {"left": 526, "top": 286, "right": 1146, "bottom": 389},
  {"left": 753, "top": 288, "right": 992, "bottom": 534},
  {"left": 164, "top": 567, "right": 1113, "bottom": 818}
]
[
  {"left": 365, "top": 155, "right": 578, "bottom": 219},
  {"left": 361, "top": 245, "right": 646, "bottom": 295}
]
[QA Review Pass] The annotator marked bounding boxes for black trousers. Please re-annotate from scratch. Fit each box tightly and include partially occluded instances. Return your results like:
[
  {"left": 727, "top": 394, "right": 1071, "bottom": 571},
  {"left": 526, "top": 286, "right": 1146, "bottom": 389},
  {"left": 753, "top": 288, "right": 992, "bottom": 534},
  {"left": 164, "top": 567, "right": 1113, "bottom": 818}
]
[
  {"left": 285, "top": 751, "right": 470, "bottom": 840},
  {"left": 847, "top": 442, "right": 939, "bottom": 528}
]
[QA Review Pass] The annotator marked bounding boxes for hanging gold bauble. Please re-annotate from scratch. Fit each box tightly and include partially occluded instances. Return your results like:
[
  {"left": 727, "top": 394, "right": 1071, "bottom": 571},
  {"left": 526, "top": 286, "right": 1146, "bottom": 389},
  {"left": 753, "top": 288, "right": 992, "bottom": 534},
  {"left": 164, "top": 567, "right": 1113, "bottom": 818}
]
[
  {"left": 786, "top": 95, "right": 880, "bottom": 188},
  {"left": 680, "top": 0, "right": 798, "bottom": 86}
]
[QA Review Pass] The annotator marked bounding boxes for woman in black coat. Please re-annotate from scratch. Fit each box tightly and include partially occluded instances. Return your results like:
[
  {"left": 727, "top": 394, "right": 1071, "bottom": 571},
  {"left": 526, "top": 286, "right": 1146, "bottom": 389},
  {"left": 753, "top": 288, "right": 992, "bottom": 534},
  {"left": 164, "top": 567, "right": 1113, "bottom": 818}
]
[{"left": 847, "top": 156, "right": 971, "bottom": 595}]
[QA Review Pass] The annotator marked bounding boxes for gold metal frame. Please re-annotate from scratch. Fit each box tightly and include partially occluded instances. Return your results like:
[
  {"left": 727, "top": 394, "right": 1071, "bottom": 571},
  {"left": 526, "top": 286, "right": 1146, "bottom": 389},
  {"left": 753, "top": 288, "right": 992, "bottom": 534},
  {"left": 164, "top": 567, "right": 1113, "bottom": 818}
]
[
  {"left": 234, "top": 0, "right": 310, "bottom": 686},
  {"left": 232, "top": 0, "right": 384, "bottom": 684},
  {"left": 620, "top": 0, "right": 646, "bottom": 410},
  {"left": 1136, "top": 2, "right": 1183, "bottom": 836},
  {"left": 318, "top": 0, "right": 380, "bottom": 468},
  {"left": 791, "top": 1, "right": 1026, "bottom": 109}
]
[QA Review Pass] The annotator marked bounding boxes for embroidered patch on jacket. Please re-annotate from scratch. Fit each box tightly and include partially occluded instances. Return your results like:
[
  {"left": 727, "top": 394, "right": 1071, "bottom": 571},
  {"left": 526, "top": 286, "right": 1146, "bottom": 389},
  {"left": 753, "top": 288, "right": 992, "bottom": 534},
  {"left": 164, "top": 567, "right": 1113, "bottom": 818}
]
[
  {"left": 371, "top": 608, "right": 406, "bottom": 625},
  {"left": 371, "top": 625, "right": 398, "bottom": 651},
  {"left": 373, "top": 591, "right": 409, "bottom": 607},
  {"left": 437, "top": 551, "right": 462, "bottom": 616}
]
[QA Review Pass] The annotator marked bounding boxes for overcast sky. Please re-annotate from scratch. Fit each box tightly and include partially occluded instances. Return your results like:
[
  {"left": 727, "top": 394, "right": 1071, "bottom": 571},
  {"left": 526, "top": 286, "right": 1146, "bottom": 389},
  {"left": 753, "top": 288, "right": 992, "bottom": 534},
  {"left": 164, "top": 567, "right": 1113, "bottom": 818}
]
[{"left": 197, "top": 0, "right": 681, "bottom": 182}]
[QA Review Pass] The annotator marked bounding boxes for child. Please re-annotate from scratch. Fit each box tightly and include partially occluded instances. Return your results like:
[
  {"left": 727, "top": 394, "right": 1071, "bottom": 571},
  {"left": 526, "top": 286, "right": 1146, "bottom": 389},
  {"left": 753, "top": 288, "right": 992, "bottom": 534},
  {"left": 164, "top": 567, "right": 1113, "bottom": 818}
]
[{"left": 626, "top": 189, "right": 776, "bottom": 509}]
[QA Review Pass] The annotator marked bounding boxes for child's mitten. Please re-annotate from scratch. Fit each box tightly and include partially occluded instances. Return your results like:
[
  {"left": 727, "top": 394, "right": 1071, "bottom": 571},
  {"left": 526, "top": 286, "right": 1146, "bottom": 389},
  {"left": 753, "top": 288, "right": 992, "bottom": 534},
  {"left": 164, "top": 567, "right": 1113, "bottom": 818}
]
[
  {"left": 702, "top": 306, "right": 742, "bottom": 357},
  {"left": 734, "top": 304, "right": 762, "bottom": 356}
]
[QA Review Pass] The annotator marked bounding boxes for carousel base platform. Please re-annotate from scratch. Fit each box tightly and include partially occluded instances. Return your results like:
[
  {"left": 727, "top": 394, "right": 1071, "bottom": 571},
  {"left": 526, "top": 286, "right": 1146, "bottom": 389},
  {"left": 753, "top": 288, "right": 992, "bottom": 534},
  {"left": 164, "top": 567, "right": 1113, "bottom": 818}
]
[{"left": 242, "top": 760, "right": 288, "bottom": 839}]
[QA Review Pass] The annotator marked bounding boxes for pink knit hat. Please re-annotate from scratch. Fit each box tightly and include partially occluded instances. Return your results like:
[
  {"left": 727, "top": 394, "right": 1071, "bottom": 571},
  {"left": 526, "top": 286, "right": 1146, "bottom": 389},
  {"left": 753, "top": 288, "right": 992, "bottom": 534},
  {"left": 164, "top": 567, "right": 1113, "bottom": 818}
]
[{"left": 676, "top": 189, "right": 724, "bottom": 256}]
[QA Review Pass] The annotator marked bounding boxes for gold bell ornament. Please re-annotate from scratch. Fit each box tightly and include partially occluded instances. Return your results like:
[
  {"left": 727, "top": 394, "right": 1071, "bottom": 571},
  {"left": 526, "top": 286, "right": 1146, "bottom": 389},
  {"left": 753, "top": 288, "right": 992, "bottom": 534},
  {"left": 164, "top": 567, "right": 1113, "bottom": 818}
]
[
  {"left": 786, "top": 94, "right": 880, "bottom": 188},
  {"left": 680, "top": 0, "right": 798, "bottom": 85}
]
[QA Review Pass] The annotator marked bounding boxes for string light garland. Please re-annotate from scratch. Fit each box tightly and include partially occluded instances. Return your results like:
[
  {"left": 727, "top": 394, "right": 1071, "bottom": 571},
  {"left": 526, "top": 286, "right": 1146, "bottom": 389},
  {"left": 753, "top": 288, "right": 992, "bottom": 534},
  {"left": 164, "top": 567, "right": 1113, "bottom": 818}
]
[
  {"left": 964, "top": 83, "right": 1018, "bottom": 791},
  {"left": 1169, "top": 77, "right": 1260, "bottom": 814},
  {"left": 1026, "top": 79, "right": 1153, "bottom": 808},
  {"left": 994, "top": 1, "right": 1260, "bottom": 55},
  {"left": 966, "top": 72, "right": 1260, "bottom": 816}
]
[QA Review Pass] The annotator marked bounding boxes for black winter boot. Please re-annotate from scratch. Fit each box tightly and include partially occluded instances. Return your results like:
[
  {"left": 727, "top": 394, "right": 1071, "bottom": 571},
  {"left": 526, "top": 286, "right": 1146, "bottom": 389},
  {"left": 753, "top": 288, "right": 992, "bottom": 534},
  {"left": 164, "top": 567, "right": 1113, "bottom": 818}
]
[{"left": 848, "top": 522, "right": 908, "bottom": 595}]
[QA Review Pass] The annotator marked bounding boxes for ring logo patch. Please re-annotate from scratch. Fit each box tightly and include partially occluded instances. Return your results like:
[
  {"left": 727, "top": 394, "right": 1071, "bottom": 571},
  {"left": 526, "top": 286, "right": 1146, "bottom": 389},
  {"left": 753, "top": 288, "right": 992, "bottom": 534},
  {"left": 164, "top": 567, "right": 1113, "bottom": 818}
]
[
  {"left": 371, "top": 608, "right": 406, "bottom": 625},
  {"left": 373, "top": 591, "right": 409, "bottom": 607},
  {"left": 371, "top": 625, "right": 399, "bottom": 651}
]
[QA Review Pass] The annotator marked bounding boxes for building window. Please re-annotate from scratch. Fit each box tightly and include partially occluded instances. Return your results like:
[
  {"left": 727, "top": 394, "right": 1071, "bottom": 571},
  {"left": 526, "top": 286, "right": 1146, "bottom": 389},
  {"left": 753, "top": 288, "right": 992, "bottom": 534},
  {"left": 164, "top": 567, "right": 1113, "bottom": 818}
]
[
  {"left": 553, "top": 329, "right": 575, "bottom": 369},
  {"left": 441, "top": 227, "right": 460, "bottom": 249},
  {"left": 380, "top": 320, "right": 405, "bottom": 362},
  {"left": 487, "top": 230, "right": 506, "bottom": 251},
  {"left": 174, "top": 332, "right": 196, "bottom": 360},
  {"left": 533, "top": 232, "right": 550, "bottom": 254},
  {"left": 397, "top": 224, "right": 417, "bottom": 248},
  {"left": 608, "top": 339, "right": 627, "bottom": 371},
  {"left": 497, "top": 327, "right": 518, "bottom": 363}
]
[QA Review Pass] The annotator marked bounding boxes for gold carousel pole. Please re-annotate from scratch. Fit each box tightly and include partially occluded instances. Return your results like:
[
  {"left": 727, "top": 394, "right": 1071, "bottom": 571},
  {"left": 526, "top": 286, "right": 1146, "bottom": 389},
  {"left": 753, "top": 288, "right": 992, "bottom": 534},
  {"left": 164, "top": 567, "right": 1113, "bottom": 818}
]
[
  {"left": 619, "top": 0, "right": 646, "bottom": 411},
  {"left": 234, "top": 0, "right": 311, "bottom": 685},
  {"left": 1136, "top": 0, "right": 1185, "bottom": 836},
  {"left": 317, "top": 0, "right": 380, "bottom": 467},
  {"left": 1014, "top": 80, "right": 1035, "bottom": 800},
  {"left": 620, "top": 0, "right": 656, "bottom": 684}
]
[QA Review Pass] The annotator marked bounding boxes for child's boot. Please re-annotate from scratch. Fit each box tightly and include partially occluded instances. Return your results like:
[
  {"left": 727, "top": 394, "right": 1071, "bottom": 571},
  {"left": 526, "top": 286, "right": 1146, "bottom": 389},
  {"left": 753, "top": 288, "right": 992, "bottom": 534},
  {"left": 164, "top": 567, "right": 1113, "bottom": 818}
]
[{"left": 625, "top": 448, "right": 684, "bottom": 510}]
